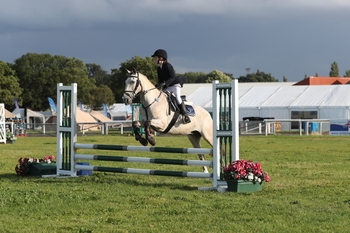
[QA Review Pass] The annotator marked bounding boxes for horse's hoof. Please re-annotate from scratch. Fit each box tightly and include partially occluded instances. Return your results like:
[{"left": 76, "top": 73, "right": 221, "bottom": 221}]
[
  {"left": 139, "top": 138, "right": 148, "bottom": 146},
  {"left": 133, "top": 121, "right": 141, "bottom": 127},
  {"left": 147, "top": 137, "right": 156, "bottom": 146}
]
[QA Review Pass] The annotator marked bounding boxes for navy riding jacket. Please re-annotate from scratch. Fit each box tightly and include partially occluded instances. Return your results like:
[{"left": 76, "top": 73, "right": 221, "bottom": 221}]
[{"left": 157, "top": 62, "right": 184, "bottom": 87}]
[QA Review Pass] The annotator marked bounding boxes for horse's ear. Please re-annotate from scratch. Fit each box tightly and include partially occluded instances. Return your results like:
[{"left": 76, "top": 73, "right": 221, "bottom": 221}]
[
  {"left": 132, "top": 67, "right": 137, "bottom": 74},
  {"left": 125, "top": 68, "right": 131, "bottom": 74}
]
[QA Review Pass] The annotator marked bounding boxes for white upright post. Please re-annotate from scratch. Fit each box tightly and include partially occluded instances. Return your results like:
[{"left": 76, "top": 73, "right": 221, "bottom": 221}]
[
  {"left": 199, "top": 80, "right": 240, "bottom": 191},
  {"left": 0, "top": 104, "right": 5, "bottom": 144},
  {"left": 232, "top": 79, "right": 239, "bottom": 161},
  {"left": 211, "top": 79, "right": 239, "bottom": 191},
  {"left": 212, "top": 80, "right": 220, "bottom": 189},
  {"left": 56, "top": 83, "right": 77, "bottom": 176}
]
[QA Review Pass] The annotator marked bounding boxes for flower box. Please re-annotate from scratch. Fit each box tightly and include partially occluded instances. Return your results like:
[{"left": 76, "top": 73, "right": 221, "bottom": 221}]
[
  {"left": 29, "top": 163, "right": 57, "bottom": 176},
  {"left": 226, "top": 180, "right": 263, "bottom": 193},
  {"left": 223, "top": 159, "right": 270, "bottom": 193}
]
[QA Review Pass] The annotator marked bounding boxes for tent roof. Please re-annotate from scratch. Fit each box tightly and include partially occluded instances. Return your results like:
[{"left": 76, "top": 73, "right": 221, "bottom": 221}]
[
  {"left": 5, "top": 109, "right": 16, "bottom": 118},
  {"left": 89, "top": 111, "right": 112, "bottom": 122},
  {"left": 76, "top": 109, "right": 98, "bottom": 123},
  {"left": 186, "top": 84, "right": 350, "bottom": 112}
]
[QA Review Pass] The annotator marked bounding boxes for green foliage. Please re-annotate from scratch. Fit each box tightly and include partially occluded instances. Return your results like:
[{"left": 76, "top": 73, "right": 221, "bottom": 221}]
[
  {"left": 5, "top": 53, "right": 283, "bottom": 107},
  {"left": 283, "top": 76, "right": 288, "bottom": 82},
  {"left": 181, "top": 71, "right": 207, "bottom": 83},
  {"left": 110, "top": 56, "right": 158, "bottom": 103},
  {"left": 329, "top": 61, "right": 340, "bottom": 77},
  {"left": 344, "top": 70, "right": 350, "bottom": 77},
  {"left": 86, "top": 63, "right": 110, "bottom": 86},
  {"left": 0, "top": 61, "right": 22, "bottom": 110},
  {"left": 12, "top": 53, "right": 96, "bottom": 110},
  {"left": 87, "top": 85, "right": 115, "bottom": 110},
  {"left": 205, "top": 70, "right": 232, "bottom": 83},
  {"left": 1, "top": 135, "right": 349, "bottom": 232},
  {"left": 238, "top": 69, "right": 279, "bottom": 82}
]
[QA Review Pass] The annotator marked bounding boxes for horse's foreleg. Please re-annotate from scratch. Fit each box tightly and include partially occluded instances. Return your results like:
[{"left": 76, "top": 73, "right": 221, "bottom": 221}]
[
  {"left": 198, "top": 154, "right": 209, "bottom": 173},
  {"left": 144, "top": 120, "right": 156, "bottom": 146},
  {"left": 132, "top": 121, "right": 148, "bottom": 146},
  {"left": 188, "top": 133, "right": 208, "bottom": 173}
]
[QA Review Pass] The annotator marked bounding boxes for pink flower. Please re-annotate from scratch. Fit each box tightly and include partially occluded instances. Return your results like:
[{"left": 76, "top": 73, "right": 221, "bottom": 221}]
[
  {"left": 223, "top": 159, "right": 270, "bottom": 183},
  {"left": 15, "top": 155, "right": 56, "bottom": 176}
]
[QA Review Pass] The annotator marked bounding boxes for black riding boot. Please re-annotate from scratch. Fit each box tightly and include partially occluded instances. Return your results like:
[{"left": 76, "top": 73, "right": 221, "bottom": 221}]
[{"left": 179, "top": 101, "right": 191, "bottom": 124}]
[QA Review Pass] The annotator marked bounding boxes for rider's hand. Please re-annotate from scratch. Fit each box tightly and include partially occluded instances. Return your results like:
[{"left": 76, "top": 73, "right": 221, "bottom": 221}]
[{"left": 155, "top": 83, "right": 166, "bottom": 88}]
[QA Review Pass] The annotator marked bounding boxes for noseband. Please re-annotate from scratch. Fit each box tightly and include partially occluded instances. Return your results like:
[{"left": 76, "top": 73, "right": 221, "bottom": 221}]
[{"left": 124, "top": 72, "right": 141, "bottom": 99}]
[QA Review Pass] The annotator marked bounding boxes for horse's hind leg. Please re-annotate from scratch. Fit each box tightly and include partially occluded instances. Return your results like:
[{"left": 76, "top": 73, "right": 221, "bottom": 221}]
[
  {"left": 132, "top": 121, "right": 148, "bottom": 146},
  {"left": 187, "top": 133, "right": 208, "bottom": 173}
]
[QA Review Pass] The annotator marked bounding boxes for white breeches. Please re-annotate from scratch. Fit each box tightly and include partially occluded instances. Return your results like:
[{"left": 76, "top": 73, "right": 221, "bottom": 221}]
[{"left": 164, "top": 85, "right": 182, "bottom": 104}]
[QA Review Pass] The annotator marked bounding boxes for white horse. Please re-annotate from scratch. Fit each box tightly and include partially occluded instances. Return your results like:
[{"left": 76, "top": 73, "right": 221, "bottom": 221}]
[{"left": 123, "top": 69, "right": 213, "bottom": 172}]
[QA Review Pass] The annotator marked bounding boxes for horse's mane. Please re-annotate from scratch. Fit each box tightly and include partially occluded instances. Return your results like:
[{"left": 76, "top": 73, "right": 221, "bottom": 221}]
[{"left": 132, "top": 70, "right": 155, "bottom": 88}]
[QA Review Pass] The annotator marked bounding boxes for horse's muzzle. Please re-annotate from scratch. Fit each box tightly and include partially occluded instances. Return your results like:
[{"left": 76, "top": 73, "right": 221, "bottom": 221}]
[{"left": 123, "top": 94, "right": 133, "bottom": 105}]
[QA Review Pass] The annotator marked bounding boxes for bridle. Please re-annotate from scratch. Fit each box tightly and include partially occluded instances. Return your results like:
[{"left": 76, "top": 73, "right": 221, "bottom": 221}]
[
  {"left": 124, "top": 72, "right": 141, "bottom": 99},
  {"left": 123, "top": 71, "right": 162, "bottom": 109}
]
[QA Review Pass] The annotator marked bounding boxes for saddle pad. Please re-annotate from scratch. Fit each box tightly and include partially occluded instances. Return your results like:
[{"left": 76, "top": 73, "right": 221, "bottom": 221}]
[{"left": 185, "top": 105, "right": 195, "bottom": 116}]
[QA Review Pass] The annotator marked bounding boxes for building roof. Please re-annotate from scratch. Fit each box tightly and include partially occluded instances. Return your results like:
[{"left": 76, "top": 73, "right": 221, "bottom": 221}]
[{"left": 294, "top": 76, "right": 350, "bottom": 85}]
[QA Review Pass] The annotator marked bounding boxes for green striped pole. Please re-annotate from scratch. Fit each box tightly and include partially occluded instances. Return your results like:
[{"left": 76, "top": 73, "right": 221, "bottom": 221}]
[
  {"left": 75, "top": 165, "right": 213, "bottom": 178},
  {"left": 75, "top": 154, "right": 213, "bottom": 167},
  {"left": 75, "top": 143, "right": 212, "bottom": 155}
]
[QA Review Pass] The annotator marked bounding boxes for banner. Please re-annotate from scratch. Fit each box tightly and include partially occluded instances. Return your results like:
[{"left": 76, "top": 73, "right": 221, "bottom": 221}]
[{"left": 329, "top": 119, "right": 350, "bottom": 135}]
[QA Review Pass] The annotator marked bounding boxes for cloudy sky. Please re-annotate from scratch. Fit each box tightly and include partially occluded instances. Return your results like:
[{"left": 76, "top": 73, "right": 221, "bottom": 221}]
[{"left": 1, "top": 0, "right": 350, "bottom": 82}]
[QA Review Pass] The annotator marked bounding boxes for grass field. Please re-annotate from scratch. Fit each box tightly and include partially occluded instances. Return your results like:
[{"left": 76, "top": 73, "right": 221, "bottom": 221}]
[{"left": 1, "top": 134, "right": 349, "bottom": 233}]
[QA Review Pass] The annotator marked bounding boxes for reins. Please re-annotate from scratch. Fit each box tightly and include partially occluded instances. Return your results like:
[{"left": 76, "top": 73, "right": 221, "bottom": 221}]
[{"left": 125, "top": 72, "right": 165, "bottom": 118}]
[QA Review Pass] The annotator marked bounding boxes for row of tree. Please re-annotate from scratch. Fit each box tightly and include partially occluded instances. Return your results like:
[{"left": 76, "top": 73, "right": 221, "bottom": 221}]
[
  {"left": 1, "top": 53, "right": 345, "bottom": 112},
  {"left": 329, "top": 62, "right": 350, "bottom": 77}
]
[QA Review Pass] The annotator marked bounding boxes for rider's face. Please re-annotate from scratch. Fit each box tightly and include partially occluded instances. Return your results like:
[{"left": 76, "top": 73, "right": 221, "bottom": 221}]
[
  {"left": 153, "top": 56, "right": 163, "bottom": 65},
  {"left": 153, "top": 56, "right": 159, "bottom": 64}
]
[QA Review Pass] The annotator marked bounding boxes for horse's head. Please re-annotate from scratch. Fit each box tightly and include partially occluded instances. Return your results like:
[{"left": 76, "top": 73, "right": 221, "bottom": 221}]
[{"left": 123, "top": 69, "right": 142, "bottom": 105}]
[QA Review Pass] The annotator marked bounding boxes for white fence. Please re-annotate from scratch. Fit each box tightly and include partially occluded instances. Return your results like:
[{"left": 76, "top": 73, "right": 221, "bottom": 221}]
[
  {"left": 240, "top": 119, "right": 330, "bottom": 136},
  {"left": 22, "top": 120, "right": 132, "bottom": 135}
]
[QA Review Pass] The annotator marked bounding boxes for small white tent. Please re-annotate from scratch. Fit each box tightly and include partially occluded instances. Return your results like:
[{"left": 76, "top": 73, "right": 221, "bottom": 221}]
[{"left": 12, "top": 108, "right": 46, "bottom": 129}]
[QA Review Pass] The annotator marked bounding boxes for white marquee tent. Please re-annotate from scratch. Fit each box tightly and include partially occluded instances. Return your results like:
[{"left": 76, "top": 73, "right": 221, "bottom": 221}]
[{"left": 184, "top": 83, "right": 350, "bottom": 130}]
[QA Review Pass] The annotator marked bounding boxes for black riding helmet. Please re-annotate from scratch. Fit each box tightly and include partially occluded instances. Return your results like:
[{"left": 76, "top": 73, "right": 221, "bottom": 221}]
[{"left": 151, "top": 49, "right": 167, "bottom": 60}]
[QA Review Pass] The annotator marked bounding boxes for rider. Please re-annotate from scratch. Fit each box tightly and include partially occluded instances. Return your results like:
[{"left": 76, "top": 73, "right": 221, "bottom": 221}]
[{"left": 151, "top": 49, "right": 191, "bottom": 124}]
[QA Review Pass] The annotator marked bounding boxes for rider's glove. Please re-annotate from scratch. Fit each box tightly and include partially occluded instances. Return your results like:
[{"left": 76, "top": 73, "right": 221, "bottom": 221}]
[{"left": 155, "top": 82, "right": 166, "bottom": 88}]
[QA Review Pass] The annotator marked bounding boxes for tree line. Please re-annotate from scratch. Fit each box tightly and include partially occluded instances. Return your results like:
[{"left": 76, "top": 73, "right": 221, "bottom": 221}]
[{"left": 0, "top": 53, "right": 345, "bottom": 111}]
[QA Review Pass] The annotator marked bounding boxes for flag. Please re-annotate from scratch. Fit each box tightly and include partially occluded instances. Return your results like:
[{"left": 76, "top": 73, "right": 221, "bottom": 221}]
[
  {"left": 102, "top": 103, "right": 108, "bottom": 117},
  {"left": 47, "top": 97, "right": 57, "bottom": 114},
  {"left": 14, "top": 98, "right": 19, "bottom": 109}
]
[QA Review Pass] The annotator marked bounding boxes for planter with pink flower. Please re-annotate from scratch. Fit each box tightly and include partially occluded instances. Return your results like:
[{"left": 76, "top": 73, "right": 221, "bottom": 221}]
[
  {"left": 223, "top": 159, "right": 270, "bottom": 192},
  {"left": 15, "top": 155, "right": 56, "bottom": 176}
]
